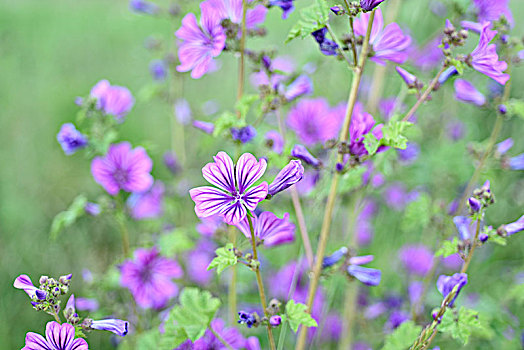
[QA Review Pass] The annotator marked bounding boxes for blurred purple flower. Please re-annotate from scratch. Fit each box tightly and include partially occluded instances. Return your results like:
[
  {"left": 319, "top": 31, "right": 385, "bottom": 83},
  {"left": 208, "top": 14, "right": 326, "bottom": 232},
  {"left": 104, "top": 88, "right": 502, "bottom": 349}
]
[
  {"left": 509, "top": 154, "right": 524, "bottom": 170},
  {"left": 149, "top": 59, "right": 167, "bottom": 81},
  {"left": 504, "top": 215, "right": 524, "bottom": 236},
  {"left": 285, "top": 75, "right": 313, "bottom": 101},
  {"left": 245, "top": 336, "right": 261, "bottom": 350},
  {"left": 446, "top": 119, "right": 465, "bottom": 141},
  {"left": 470, "top": 22, "right": 510, "bottom": 85},
  {"left": 175, "top": 3, "right": 226, "bottom": 79},
  {"left": 291, "top": 144, "right": 321, "bottom": 167},
  {"left": 57, "top": 123, "right": 88, "bottom": 155},
  {"left": 76, "top": 297, "right": 99, "bottom": 312},
  {"left": 127, "top": 181, "right": 165, "bottom": 220},
  {"left": 22, "top": 322, "right": 88, "bottom": 350},
  {"left": 14, "top": 275, "right": 46, "bottom": 300},
  {"left": 174, "top": 98, "right": 192, "bottom": 125},
  {"left": 473, "top": 0, "right": 513, "bottom": 27},
  {"left": 347, "top": 255, "right": 381, "bottom": 286},
  {"left": 397, "top": 142, "right": 420, "bottom": 165},
  {"left": 268, "top": 160, "right": 304, "bottom": 196},
  {"left": 90, "top": 80, "right": 134, "bottom": 121},
  {"left": 192, "top": 120, "right": 215, "bottom": 134},
  {"left": 196, "top": 215, "right": 223, "bottom": 237},
  {"left": 408, "top": 281, "right": 424, "bottom": 306},
  {"left": 323, "top": 247, "right": 348, "bottom": 268},
  {"left": 438, "top": 66, "right": 458, "bottom": 86},
  {"left": 360, "top": 0, "right": 386, "bottom": 11},
  {"left": 269, "top": 0, "right": 294, "bottom": 19},
  {"left": 311, "top": 28, "right": 339, "bottom": 56},
  {"left": 385, "top": 310, "right": 410, "bottom": 330},
  {"left": 453, "top": 216, "right": 474, "bottom": 240},
  {"left": 186, "top": 241, "right": 215, "bottom": 285},
  {"left": 251, "top": 56, "right": 295, "bottom": 89},
  {"left": 378, "top": 97, "right": 404, "bottom": 121},
  {"left": 205, "top": 0, "right": 267, "bottom": 29},
  {"left": 441, "top": 253, "right": 463, "bottom": 270},
  {"left": 193, "top": 318, "right": 245, "bottom": 349},
  {"left": 90, "top": 319, "right": 129, "bottom": 337},
  {"left": 231, "top": 125, "right": 257, "bottom": 143},
  {"left": 354, "top": 8, "right": 411, "bottom": 65},
  {"left": 91, "top": 142, "right": 153, "bottom": 196},
  {"left": 348, "top": 102, "right": 384, "bottom": 157},
  {"left": 235, "top": 211, "right": 295, "bottom": 247},
  {"left": 129, "top": 0, "right": 159, "bottom": 15},
  {"left": 398, "top": 245, "right": 434, "bottom": 277},
  {"left": 84, "top": 202, "right": 101, "bottom": 216},
  {"left": 120, "top": 247, "right": 183, "bottom": 309},
  {"left": 395, "top": 66, "right": 418, "bottom": 87},
  {"left": 164, "top": 151, "right": 180, "bottom": 175},
  {"left": 461, "top": 21, "right": 483, "bottom": 34},
  {"left": 189, "top": 152, "right": 268, "bottom": 225},
  {"left": 410, "top": 36, "right": 443, "bottom": 71},
  {"left": 454, "top": 79, "right": 486, "bottom": 106},
  {"left": 437, "top": 273, "right": 468, "bottom": 307},
  {"left": 265, "top": 130, "right": 284, "bottom": 154},
  {"left": 383, "top": 183, "right": 410, "bottom": 211}
]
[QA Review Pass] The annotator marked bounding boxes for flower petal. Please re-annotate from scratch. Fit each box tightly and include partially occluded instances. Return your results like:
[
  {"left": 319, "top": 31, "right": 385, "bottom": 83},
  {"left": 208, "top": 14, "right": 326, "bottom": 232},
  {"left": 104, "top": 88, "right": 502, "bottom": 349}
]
[
  {"left": 235, "top": 153, "right": 267, "bottom": 193},
  {"left": 242, "top": 182, "right": 268, "bottom": 211},
  {"left": 220, "top": 201, "right": 247, "bottom": 225},
  {"left": 202, "top": 152, "right": 236, "bottom": 193},
  {"left": 23, "top": 332, "right": 51, "bottom": 350},
  {"left": 189, "top": 186, "right": 234, "bottom": 218}
]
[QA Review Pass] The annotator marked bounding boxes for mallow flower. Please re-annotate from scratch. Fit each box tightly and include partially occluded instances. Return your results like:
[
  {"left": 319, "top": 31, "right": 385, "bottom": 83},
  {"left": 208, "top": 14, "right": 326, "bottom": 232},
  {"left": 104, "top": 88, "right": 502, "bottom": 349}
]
[
  {"left": 57, "top": 123, "right": 88, "bottom": 155},
  {"left": 89, "top": 319, "right": 129, "bottom": 337},
  {"left": 129, "top": 0, "right": 159, "bottom": 15},
  {"left": 235, "top": 211, "right": 295, "bottom": 247},
  {"left": 268, "top": 160, "right": 304, "bottom": 197},
  {"left": 90, "top": 80, "right": 134, "bottom": 121},
  {"left": 502, "top": 215, "right": 524, "bottom": 236},
  {"left": 91, "top": 142, "right": 153, "bottom": 196},
  {"left": 14, "top": 275, "right": 47, "bottom": 300},
  {"left": 189, "top": 152, "right": 268, "bottom": 225},
  {"left": 353, "top": 8, "right": 411, "bottom": 65},
  {"left": 509, "top": 154, "right": 524, "bottom": 170},
  {"left": 360, "top": 0, "right": 386, "bottom": 11},
  {"left": 22, "top": 321, "right": 88, "bottom": 350},
  {"left": 473, "top": 0, "right": 513, "bottom": 27},
  {"left": 437, "top": 273, "right": 468, "bottom": 307},
  {"left": 291, "top": 144, "right": 321, "bottom": 167},
  {"left": 311, "top": 28, "right": 339, "bottom": 56},
  {"left": 127, "top": 181, "right": 165, "bottom": 220},
  {"left": 204, "top": 0, "right": 267, "bottom": 30},
  {"left": 347, "top": 255, "right": 381, "bottom": 286},
  {"left": 454, "top": 79, "right": 486, "bottom": 106},
  {"left": 284, "top": 75, "right": 313, "bottom": 102},
  {"left": 348, "top": 102, "right": 384, "bottom": 157},
  {"left": 269, "top": 0, "right": 294, "bottom": 19},
  {"left": 398, "top": 245, "right": 434, "bottom": 277},
  {"left": 265, "top": 130, "right": 284, "bottom": 154}
]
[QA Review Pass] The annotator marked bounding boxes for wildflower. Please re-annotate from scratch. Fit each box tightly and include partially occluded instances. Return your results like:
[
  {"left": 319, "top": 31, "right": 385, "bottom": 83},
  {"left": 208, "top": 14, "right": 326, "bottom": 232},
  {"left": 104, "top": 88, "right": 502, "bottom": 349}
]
[
  {"left": 469, "top": 22, "right": 510, "bottom": 85},
  {"left": 175, "top": 3, "right": 226, "bottom": 79},
  {"left": 385, "top": 310, "right": 410, "bottom": 330},
  {"left": 454, "top": 79, "right": 486, "bottom": 106},
  {"left": 395, "top": 67, "right": 418, "bottom": 88},
  {"left": 410, "top": 36, "right": 443, "bottom": 71},
  {"left": 347, "top": 255, "right": 381, "bottom": 286},
  {"left": 186, "top": 241, "right": 215, "bottom": 286},
  {"left": 398, "top": 245, "right": 434, "bottom": 277},
  {"left": 91, "top": 142, "right": 153, "bottom": 196},
  {"left": 446, "top": 119, "right": 465, "bottom": 141},
  {"left": 291, "top": 144, "right": 321, "bottom": 167},
  {"left": 268, "top": 160, "right": 304, "bottom": 197},
  {"left": 192, "top": 120, "right": 215, "bottom": 134},
  {"left": 14, "top": 275, "right": 46, "bottom": 300},
  {"left": 461, "top": 21, "right": 483, "bottom": 34},
  {"left": 453, "top": 216, "right": 474, "bottom": 240},
  {"left": 127, "top": 181, "right": 165, "bottom": 220},
  {"left": 264, "top": 130, "right": 284, "bottom": 154},
  {"left": 397, "top": 142, "right": 420, "bottom": 165},
  {"left": 496, "top": 138, "right": 513, "bottom": 156},
  {"left": 84, "top": 202, "right": 101, "bottom": 216},
  {"left": 269, "top": 315, "right": 282, "bottom": 327},
  {"left": 498, "top": 104, "right": 507, "bottom": 115},
  {"left": 269, "top": 0, "right": 294, "bottom": 19},
  {"left": 468, "top": 197, "right": 482, "bottom": 212},
  {"left": 189, "top": 152, "right": 268, "bottom": 225},
  {"left": 120, "top": 248, "right": 183, "bottom": 309},
  {"left": 287, "top": 98, "right": 340, "bottom": 146},
  {"left": 330, "top": 6, "right": 344, "bottom": 15},
  {"left": 164, "top": 151, "right": 180, "bottom": 174},
  {"left": 231, "top": 125, "right": 257, "bottom": 143},
  {"left": 205, "top": 0, "right": 267, "bottom": 30},
  {"left": 348, "top": 102, "right": 384, "bottom": 157},
  {"left": 473, "top": 0, "right": 513, "bottom": 27},
  {"left": 235, "top": 211, "right": 295, "bottom": 247},
  {"left": 23, "top": 322, "right": 88, "bottom": 349},
  {"left": 90, "top": 80, "right": 135, "bottom": 121},
  {"left": 438, "top": 66, "right": 458, "bottom": 86},
  {"left": 502, "top": 215, "right": 524, "bottom": 236},
  {"left": 354, "top": 8, "right": 411, "bottom": 65},
  {"left": 57, "top": 123, "right": 88, "bottom": 155},
  {"left": 89, "top": 319, "right": 129, "bottom": 336},
  {"left": 251, "top": 56, "right": 294, "bottom": 89},
  {"left": 193, "top": 319, "right": 245, "bottom": 349},
  {"left": 437, "top": 273, "right": 468, "bottom": 307},
  {"left": 284, "top": 75, "right": 313, "bottom": 102},
  {"left": 75, "top": 298, "right": 99, "bottom": 312},
  {"left": 322, "top": 247, "right": 348, "bottom": 268},
  {"left": 129, "top": 0, "right": 159, "bottom": 15},
  {"left": 311, "top": 28, "right": 339, "bottom": 56},
  {"left": 238, "top": 311, "right": 258, "bottom": 328},
  {"left": 509, "top": 154, "right": 524, "bottom": 170},
  {"left": 384, "top": 183, "right": 410, "bottom": 211},
  {"left": 149, "top": 59, "right": 167, "bottom": 81},
  {"left": 360, "top": 0, "right": 386, "bottom": 11}
]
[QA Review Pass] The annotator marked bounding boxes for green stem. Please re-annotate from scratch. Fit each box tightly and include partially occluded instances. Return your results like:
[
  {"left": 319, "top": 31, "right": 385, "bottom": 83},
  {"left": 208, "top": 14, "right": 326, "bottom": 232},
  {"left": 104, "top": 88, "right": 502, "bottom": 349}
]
[
  {"left": 52, "top": 310, "right": 61, "bottom": 323},
  {"left": 228, "top": 227, "right": 238, "bottom": 323},
  {"left": 210, "top": 325, "right": 235, "bottom": 350},
  {"left": 247, "top": 215, "right": 277, "bottom": 350},
  {"left": 325, "top": 23, "right": 353, "bottom": 67},
  {"left": 236, "top": 0, "right": 247, "bottom": 118},
  {"left": 295, "top": 9, "right": 377, "bottom": 350},
  {"left": 116, "top": 195, "right": 130, "bottom": 257}
]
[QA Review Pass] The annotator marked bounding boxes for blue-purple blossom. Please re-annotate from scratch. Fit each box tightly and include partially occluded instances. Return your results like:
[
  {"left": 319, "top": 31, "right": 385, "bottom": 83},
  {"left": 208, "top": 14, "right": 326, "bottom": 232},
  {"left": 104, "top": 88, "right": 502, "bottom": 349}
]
[
  {"left": 269, "top": 0, "right": 294, "bottom": 19},
  {"left": 504, "top": 215, "right": 524, "bottom": 236},
  {"left": 322, "top": 247, "right": 348, "bottom": 268},
  {"left": 14, "top": 275, "right": 46, "bottom": 300},
  {"left": 347, "top": 255, "right": 381, "bottom": 286},
  {"left": 268, "top": 160, "right": 304, "bottom": 196},
  {"left": 130, "top": 0, "right": 159, "bottom": 15},
  {"left": 468, "top": 197, "right": 481, "bottom": 212},
  {"left": 192, "top": 120, "right": 215, "bottom": 134},
  {"left": 291, "top": 144, "right": 321, "bottom": 167},
  {"left": 57, "top": 123, "right": 88, "bottom": 155},
  {"left": 348, "top": 102, "right": 384, "bottom": 157},
  {"left": 270, "top": 315, "right": 282, "bottom": 327},
  {"left": 235, "top": 211, "right": 295, "bottom": 247},
  {"left": 473, "top": 0, "right": 513, "bottom": 27},
  {"left": 238, "top": 311, "right": 257, "bottom": 328},
  {"left": 205, "top": 0, "right": 267, "bottom": 30},
  {"left": 90, "top": 319, "right": 129, "bottom": 336},
  {"left": 149, "top": 59, "right": 167, "bottom": 81},
  {"left": 189, "top": 152, "right": 268, "bottom": 225},
  {"left": 311, "top": 28, "right": 339, "bottom": 56},
  {"left": 438, "top": 66, "right": 458, "bottom": 85},
  {"left": 385, "top": 310, "right": 410, "bottom": 330},
  {"left": 90, "top": 80, "right": 135, "bottom": 121},
  {"left": 360, "top": 0, "right": 386, "bottom": 11},
  {"left": 398, "top": 245, "right": 434, "bottom": 277},
  {"left": 496, "top": 138, "right": 513, "bottom": 155},
  {"left": 470, "top": 22, "right": 510, "bottom": 85},
  {"left": 453, "top": 216, "right": 474, "bottom": 240},
  {"left": 454, "top": 79, "right": 486, "bottom": 106},
  {"left": 174, "top": 98, "right": 192, "bottom": 125},
  {"left": 265, "top": 130, "right": 284, "bottom": 154},
  {"left": 437, "top": 273, "right": 468, "bottom": 307},
  {"left": 186, "top": 240, "right": 215, "bottom": 286},
  {"left": 164, "top": 151, "right": 180, "bottom": 174},
  {"left": 84, "top": 202, "right": 101, "bottom": 216},
  {"left": 397, "top": 142, "right": 420, "bottom": 165},
  {"left": 193, "top": 318, "right": 246, "bottom": 349},
  {"left": 251, "top": 57, "right": 295, "bottom": 89},
  {"left": 285, "top": 75, "right": 313, "bottom": 101},
  {"left": 22, "top": 321, "right": 88, "bottom": 350},
  {"left": 127, "top": 181, "right": 165, "bottom": 220},
  {"left": 76, "top": 298, "right": 99, "bottom": 312},
  {"left": 395, "top": 66, "right": 418, "bottom": 88},
  {"left": 509, "top": 154, "right": 524, "bottom": 170},
  {"left": 231, "top": 125, "right": 257, "bottom": 143},
  {"left": 410, "top": 36, "right": 444, "bottom": 71},
  {"left": 461, "top": 21, "right": 483, "bottom": 34}
]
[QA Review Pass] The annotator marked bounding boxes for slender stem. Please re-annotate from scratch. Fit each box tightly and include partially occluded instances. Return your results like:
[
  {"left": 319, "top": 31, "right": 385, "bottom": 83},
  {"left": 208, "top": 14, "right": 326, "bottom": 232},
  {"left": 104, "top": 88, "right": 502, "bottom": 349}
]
[
  {"left": 349, "top": 17, "right": 358, "bottom": 67},
  {"left": 236, "top": 0, "right": 247, "bottom": 118},
  {"left": 460, "top": 218, "right": 481, "bottom": 274},
  {"left": 210, "top": 326, "right": 235, "bottom": 350},
  {"left": 52, "top": 311, "right": 61, "bottom": 323},
  {"left": 295, "top": 9, "right": 377, "bottom": 350},
  {"left": 228, "top": 227, "right": 238, "bottom": 323},
  {"left": 247, "top": 215, "right": 277, "bottom": 350},
  {"left": 325, "top": 23, "right": 353, "bottom": 67},
  {"left": 401, "top": 65, "right": 447, "bottom": 122},
  {"left": 116, "top": 195, "right": 130, "bottom": 257}
]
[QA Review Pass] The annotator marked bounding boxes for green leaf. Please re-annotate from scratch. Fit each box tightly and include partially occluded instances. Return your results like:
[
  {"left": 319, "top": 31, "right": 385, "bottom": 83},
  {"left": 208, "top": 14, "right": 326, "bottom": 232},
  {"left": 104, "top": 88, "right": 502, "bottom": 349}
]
[
  {"left": 50, "top": 195, "right": 88, "bottom": 240},
  {"left": 158, "top": 229, "right": 195, "bottom": 256},
  {"left": 364, "top": 133, "right": 380, "bottom": 156},
  {"left": 207, "top": 243, "right": 238, "bottom": 274},
  {"left": 487, "top": 234, "right": 507, "bottom": 246},
  {"left": 381, "top": 121, "right": 413, "bottom": 150},
  {"left": 450, "top": 59, "right": 466, "bottom": 75},
  {"left": 285, "top": 300, "right": 318, "bottom": 333},
  {"left": 401, "top": 193, "right": 432, "bottom": 234},
  {"left": 381, "top": 321, "right": 422, "bottom": 350},
  {"left": 435, "top": 237, "right": 460, "bottom": 258},
  {"left": 439, "top": 307, "right": 492, "bottom": 345},
  {"left": 285, "top": 0, "right": 330, "bottom": 43},
  {"left": 234, "top": 94, "right": 259, "bottom": 120},
  {"left": 212, "top": 111, "right": 241, "bottom": 137},
  {"left": 507, "top": 99, "right": 524, "bottom": 120}
]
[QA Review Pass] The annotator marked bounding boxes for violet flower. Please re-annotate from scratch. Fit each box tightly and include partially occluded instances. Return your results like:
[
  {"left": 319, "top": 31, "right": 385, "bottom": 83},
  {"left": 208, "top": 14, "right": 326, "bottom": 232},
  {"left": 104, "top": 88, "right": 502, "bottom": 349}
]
[
  {"left": 269, "top": 0, "right": 294, "bottom": 19},
  {"left": 395, "top": 66, "right": 418, "bottom": 88},
  {"left": 91, "top": 142, "right": 153, "bottom": 196},
  {"left": 509, "top": 154, "right": 524, "bottom": 170},
  {"left": 90, "top": 319, "right": 129, "bottom": 337},
  {"left": 437, "top": 273, "right": 468, "bottom": 307},
  {"left": 238, "top": 311, "right": 257, "bottom": 328},
  {"left": 291, "top": 144, "right": 321, "bottom": 167},
  {"left": 473, "top": 0, "right": 513, "bottom": 27},
  {"left": 269, "top": 315, "right": 282, "bottom": 327},
  {"left": 235, "top": 211, "right": 295, "bottom": 247},
  {"left": 174, "top": 98, "right": 192, "bottom": 125},
  {"left": 284, "top": 75, "right": 313, "bottom": 101},
  {"left": 397, "top": 142, "right": 420, "bottom": 165},
  {"left": 57, "top": 123, "right": 88, "bottom": 155},
  {"left": 360, "top": 0, "right": 386, "bottom": 11},
  {"left": 496, "top": 138, "right": 513, "bottom": 155},
  {"left": 76, "top": 298, "right": 99, "bottom": 312},
  {"left": 347, "top": 255, "right": 381, "bottom": 286},
  {"left": 268, "top": 160, "right": 304, "bottom": 196},
  {"left": 410, "top": 36, "right": 444, "bottom": 71},
  {"left": 129, "top": 0, "right": 159, "bottom": 15},
  {"left": 461, "top": 21, "right": 483, "bottom": 34},
  {"left": 164, "top": 151, "right": 180, "bottom": 174},
  {"left": 192, "top": 120, "right": 215, "bottom": 134},
  {"left": 322, "top": 247, "right": 348, "bottom": 268},
  {"left": 149, "top": 59, "right": 167, "bottom": 81},
  {"left": 22, "top": 321, "right": 88, "bottom": 350},
  {"left": 90, "top": 80, "right": 134, "bottom": 121},
  {"left": 354, "top": 8, "right": 411, "bottom": 65},
  {"left": 251, "top": 56, "right": 295, "bottom": 89},
  {"left": 84, "top": 202, "right": 101, "bottom": 216},
  {"left": 453, "top": 216, "right": 474, "bottom": 240},
  {"left": 186, "top": 241, "right": 215, "bottom": 285},
  {"left": 189, "top": 152, "right": 268, "bottom": 225},
  {"left": 311, "top": 28, "right": 339, "bottom": 56},
  {"left": 348, "top": 102, "right": 384, "bottom": 157},
  {"left": 127, "top": 181, "right": 165, "bottom": 220},
  {"left": 469, "top": 22, "right": 510, "bottom": 85},
  {"left": 438, "top": 66, "right": 458, "bottom": 86},
  {"left": 193, "top": 318, "right": 246, "bottom": 349},
  {"left": 231, "top": 125, "right": 257, "bottom": 143},
  {"left": 265, "top": 130, "right": 284, "bottom": 154},
  {"left": 503, "top": 215, "right": 524, "bottom": 236},
  {"left": 454, "top": 79, "right": 486, "bottom": 106},
  {"left": 120, "top": 247, "right": 183, "bottom": 309},
  {"left": 398, "top": 245, "right": 434, "bottom": 277},
  {"left": 14, "top": 275, "right": 46, "bottom": 300},
  {"left": 205, "top": 0, "right": 267, "bottom": 30},
  {"left": 175, "top": 3, "right": 226, "bottom": 79}
]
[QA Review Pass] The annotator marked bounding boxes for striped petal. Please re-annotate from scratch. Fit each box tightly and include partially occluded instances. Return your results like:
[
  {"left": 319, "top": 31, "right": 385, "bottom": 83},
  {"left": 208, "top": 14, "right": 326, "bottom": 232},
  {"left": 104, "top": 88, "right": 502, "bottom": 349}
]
[
  {"left": 23, "top": 332, "right": 52, "bottom": 350},
  {"left": 242, "top": 182, "right": 268, "bottom": 211},
  {"left": 202, "top": 151, "right": 236, "bottom": 193},
  {"left": 221, "top": 201, "right": 247, "bottom": 225},
  {"left": 46, "top": 322, "right": 75, "bottom": 350},
  {"left": 235, "top": 153, "right": 267, "bottom": 193},
  {"left": 189, "top": 186, "right": 234, "bottom": 218}
]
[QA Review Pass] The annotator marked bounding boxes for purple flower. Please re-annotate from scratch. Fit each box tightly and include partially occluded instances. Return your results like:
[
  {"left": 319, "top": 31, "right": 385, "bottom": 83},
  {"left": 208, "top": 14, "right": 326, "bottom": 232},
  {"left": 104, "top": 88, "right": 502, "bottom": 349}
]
[
  {"left": 410, "top": 36, "right": 444, "bottom": 71},
  {"left": 265, "top": 130, "right": 284, "bottom": 154},
  {"left": 454, "top": 79, "right": 486, "bottom": 106},
  {"left": 235, "top": 211, "right": 295, "bottom": 247},
  {"left": 291, "top": 144, "right": 321, "bottom": 167},
  {"left": 438, "top": 66, "right": 458, "bottom": 86},
  {"left": 385, "top": 310, "right": 410, "bottom": 330},
  {"left": 453, "top": 216, "right": 474, "bottom": 240},
  {"left": 398, "top": 245, "right": 434, "bottom": 277},
  {"left": 175, "top": 3, "right": 226, "bottom": 79},
  {"left": 238, "top": 311, "right": 257, "bottom": 328},
  {"left": 193, "top": 319, "right": 245, "bottom": 349},
  {"left": 197, "top": 215, "right": 224, "bottom": 237},
  {"left": 204, "top": 0, "right": 267, "bottom": 30},
  {"left": 268, "top": 160, "right": 304, "bottom": 196},
  {"left": 129, "top": 0, "right": 159, "bottom": 15},
  {"left": 437, "top": 273, "right": 468, "bottom": 307},
  {"left": 470, "top": 22, "right": 510, "bottom": 85},
  {"left": 149, "top": 59, "right": 167, "bottom": 81},
  {"left": 468, "top": 197, "right": 481, "bottom": 212},
  {"left": 22, "top": 321, "right": 88, "bottom": 350},
  {"left": 269, "top": 0, "right": 294, "bottom": 19},
  {"left": 90, "top": 80, "right": 134, "bottom": 121},
  {"left": 348, "top": 102, "right": 384, "bottom": 157},
  {"left": 186, "top": 241, "right": 215, "bottom": 285},
  {"left": 354, "top": 8, "right": 411, "bottom": 65},
  {"left": 509, "top": 154, "right": 524, "bottom": 170},
  {"left": 269, "top": 315, "right": 282, "bottom": 327},
  {"left": 192, "top": 120, "right": 215, "bottom": 134},
  {"left": 311, "top": 28, "right": 339, "bottom": 56},
  {"left": 231, "top": 125, "right": 257, "bottom": 143},
  {"left": 287, "top": 98, "right": 341, "bottom": 146},
  {"left": 84, "top": 202, "right": 100, "bottom": 216},
  {"left": 174, "top": 99, "right": 192, "bottom": 125},
  {"left": 76, "top": 298, "right": 99, "bottom": 312},
  {"left": 285, "top": 75, "right": 313, "bottom": 101},
  {"left": 57, "top": 123, "right": 88, "bottom": 155},
  {"left": 120, "top": 247, "right": 183, "bottom": 309},
  {"left": 461, "top": 21, "right": 483, "bottom": 34},
  {"left": 189, "top": 152, "right": 268, "bottom": 225},
  {"left": 347, "top": 265, "right": 381, "bottom": 286},
  {"left": 90, "top": 319, "right": 129, "bottom": 337},
  {"left": 245, "top": 337, "right": 261, "bottom": 350},
  {"left": 408, "top": 281, "right": 424, "bottom": 306},
  {"left": 446, "top": 119, "right": 465, "bottom": 141},
  {"left": 360, "top": 0, "right": 386, "bottom": 11},
  {"left": 91, "top": 142, "right": 153, "bottom": 196},
  {"left": 164, "top": 151, "right": 180, "bottom": 174},
  {"left": 323, "top": 247, "right": 348, "bottom": 268},
  {"left": 504, "top": 215, "right": 524, "bottom": 236},
  {"left": 397, "top": 142, "right": 419, "bottom": 165},
  {"left": 395, "top": 66, "right": 418, "bottom": 88},
  {"left": 384, "top": 183, "right": 410, "bottom": 210},
  {"left": 127, "top": 181, "right": 165, "bottom": 220},
  {"left": 14, "top": 275, "right": 46, "bottom": 299},
  {"left": 251, "top": 56, "right": 295, "bottom": 89},
  {"left": 473, "top": 0, "right": 513, "bottom": 27}
]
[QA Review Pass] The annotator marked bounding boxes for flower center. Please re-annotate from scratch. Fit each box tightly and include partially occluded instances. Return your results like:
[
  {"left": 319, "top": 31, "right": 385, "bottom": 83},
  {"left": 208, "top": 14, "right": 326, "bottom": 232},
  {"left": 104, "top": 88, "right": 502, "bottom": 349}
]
[{"left": 113, "top": 168, "right": 129, "bottom": 185}]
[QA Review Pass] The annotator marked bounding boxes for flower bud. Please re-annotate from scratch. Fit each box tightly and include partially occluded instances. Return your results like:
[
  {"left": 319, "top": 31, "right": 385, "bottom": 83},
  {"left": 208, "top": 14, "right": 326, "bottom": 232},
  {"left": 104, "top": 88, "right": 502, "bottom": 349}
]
[
  {"left": 468, "top": 197, "right": 481, "bottom": 213},
  {"left": 395, "top": 66, "right": 418, "bottom": 88},
  {"left": 291, "top": 144, "right": 321, "bottom": 167},
  {"left": 360, "top": 0, "right": 386, "bottom": 11},
  {"left": 268, "top": 160, "right": 304, "bottom": 196},
  {"left": 498, "top": 104, "right": 507, "bottom": 115},
  {"left": 479, "top": 233, "right": 489, "bottom": 242},
  {"left": 269, "top": 315, "right": 282, "bottom": 327}
]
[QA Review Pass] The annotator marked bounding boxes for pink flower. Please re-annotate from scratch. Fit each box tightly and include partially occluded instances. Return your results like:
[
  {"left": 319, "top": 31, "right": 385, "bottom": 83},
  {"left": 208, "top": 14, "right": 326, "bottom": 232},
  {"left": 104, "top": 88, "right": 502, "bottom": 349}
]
[
  {"left": 235, "top": 211, "right": 296, "bottom": 247},
  {"left": 470, "top": 22, "right": 510, "bottom": 85},
  {"left": 90, "top": 80, "right": 134, "bottom": 121},
  {"left": 22, "top": 321, "right": 88, "bottom": 350}
]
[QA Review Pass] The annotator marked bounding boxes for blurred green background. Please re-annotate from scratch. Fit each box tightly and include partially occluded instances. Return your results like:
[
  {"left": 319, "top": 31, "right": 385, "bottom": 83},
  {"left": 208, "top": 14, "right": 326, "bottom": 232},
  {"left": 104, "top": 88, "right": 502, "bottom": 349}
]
[{"left": 1, "top": 0, "right": 523, "bottom": 349}]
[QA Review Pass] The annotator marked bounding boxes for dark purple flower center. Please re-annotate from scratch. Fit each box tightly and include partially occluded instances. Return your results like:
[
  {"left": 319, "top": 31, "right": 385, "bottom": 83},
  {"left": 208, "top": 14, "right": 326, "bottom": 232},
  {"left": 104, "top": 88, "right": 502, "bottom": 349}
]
[{"left": 113, "top": 168, "right": 129, "bottom": 185}]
